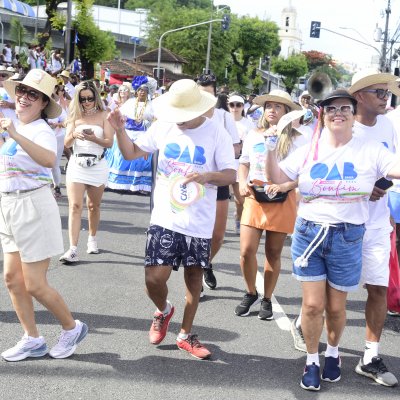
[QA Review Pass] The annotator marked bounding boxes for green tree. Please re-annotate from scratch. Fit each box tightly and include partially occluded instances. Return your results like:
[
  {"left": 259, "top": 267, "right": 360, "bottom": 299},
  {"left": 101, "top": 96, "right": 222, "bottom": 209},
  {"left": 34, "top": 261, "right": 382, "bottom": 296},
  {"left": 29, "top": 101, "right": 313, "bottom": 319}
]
[
  {"left": 271, "top": 53, "right": 308, "bottom": 94},
  {"left": 230, "top": 16, "right": 280, "bottom": 90},
  {"left": 73, "top": 0, "right": 118, "bottom": 78},
  {"left": 145, "top": 5, "right": 233, "bottom": 79},
  {"left": 9, "top": 17, "right": 29, "bottom": 48}
]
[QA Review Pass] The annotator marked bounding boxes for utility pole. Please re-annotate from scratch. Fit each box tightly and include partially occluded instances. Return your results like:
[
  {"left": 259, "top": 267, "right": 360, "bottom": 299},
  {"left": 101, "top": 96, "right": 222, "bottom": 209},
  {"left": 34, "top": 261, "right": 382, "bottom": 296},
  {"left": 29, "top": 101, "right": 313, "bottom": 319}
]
[
  {"left": 380, "top": 0, "right": 391, "bottom": 72},
  {"left": 65, "top": 0, "right": 72, "bottom": 67}
]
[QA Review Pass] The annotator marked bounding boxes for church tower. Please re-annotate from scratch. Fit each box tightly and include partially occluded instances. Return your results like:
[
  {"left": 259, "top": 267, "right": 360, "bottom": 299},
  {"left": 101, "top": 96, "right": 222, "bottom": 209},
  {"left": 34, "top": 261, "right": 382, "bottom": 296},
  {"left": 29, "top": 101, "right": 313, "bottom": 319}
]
[{"left": 278, "top": 0, "right": 303, "bottom": 58}]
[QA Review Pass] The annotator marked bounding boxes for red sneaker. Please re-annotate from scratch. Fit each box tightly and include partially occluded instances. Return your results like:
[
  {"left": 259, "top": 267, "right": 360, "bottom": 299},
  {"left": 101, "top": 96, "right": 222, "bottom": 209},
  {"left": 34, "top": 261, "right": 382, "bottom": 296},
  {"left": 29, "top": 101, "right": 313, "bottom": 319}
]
[
  {"left": 149, "top": 304, "right": 175, "bottom": 345},
  {"left": 176, "top": 334, "right": 211, "bottom": 360}
]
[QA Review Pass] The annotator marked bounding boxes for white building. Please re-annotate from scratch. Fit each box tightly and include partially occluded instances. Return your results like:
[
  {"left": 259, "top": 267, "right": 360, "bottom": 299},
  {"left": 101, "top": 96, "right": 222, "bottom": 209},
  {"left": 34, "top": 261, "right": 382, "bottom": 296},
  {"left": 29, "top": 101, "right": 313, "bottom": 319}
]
[
  {"left": 278, "top": 1, "right": 302, "bottom": 58},
  {"left": 38, "top": 2, "right": 149, "bottom": 39}
]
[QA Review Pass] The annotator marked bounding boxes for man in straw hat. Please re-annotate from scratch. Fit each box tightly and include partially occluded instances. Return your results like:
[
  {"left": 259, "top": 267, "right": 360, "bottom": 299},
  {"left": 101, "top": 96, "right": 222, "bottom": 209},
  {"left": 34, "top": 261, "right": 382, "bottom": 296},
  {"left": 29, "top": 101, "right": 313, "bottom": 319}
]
[
  {"left": 107, "top": 79, "right": 236, "bottom": 360},
  {"left": 348, "top": 68, "right": 399, "bottom": 387},
  {"left": 59, "top": 70, "right": 75, "bottom": 98}
]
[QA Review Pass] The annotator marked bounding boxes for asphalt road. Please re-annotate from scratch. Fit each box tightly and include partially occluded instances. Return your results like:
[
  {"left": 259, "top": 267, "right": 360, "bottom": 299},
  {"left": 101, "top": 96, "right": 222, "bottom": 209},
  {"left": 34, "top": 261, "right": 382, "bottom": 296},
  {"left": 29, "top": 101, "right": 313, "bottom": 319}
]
[{"left": 0, "top": 166, "right": 400, "bottom": 399}]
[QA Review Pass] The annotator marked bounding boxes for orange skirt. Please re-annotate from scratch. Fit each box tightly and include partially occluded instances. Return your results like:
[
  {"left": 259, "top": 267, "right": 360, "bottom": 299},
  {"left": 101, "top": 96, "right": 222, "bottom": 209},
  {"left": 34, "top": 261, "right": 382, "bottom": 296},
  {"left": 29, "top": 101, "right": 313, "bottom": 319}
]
[{"left": 241, "top": 190, "right": 297, "bottom": 234}]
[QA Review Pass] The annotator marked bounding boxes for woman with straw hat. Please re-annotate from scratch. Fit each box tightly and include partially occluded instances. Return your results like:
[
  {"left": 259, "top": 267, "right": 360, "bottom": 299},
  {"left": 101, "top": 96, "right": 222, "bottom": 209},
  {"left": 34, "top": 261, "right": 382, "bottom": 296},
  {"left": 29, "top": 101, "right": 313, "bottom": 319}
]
[
  {"left": 235, "top": 90, "right": 303, "bottom": 321},
  {"left": 0, "top": 69, "right": 88, "bottom": 362},
  {"left": 266, "top": 88, "right": 400, "bottom": 391}
]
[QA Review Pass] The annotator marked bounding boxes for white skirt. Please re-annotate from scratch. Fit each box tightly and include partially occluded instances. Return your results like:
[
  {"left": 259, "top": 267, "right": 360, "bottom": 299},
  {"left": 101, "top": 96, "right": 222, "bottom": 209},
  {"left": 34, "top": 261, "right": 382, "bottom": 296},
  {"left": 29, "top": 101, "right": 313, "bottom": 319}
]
[{"left": 66, "top": 157, "right": 109, "bottom": 187}]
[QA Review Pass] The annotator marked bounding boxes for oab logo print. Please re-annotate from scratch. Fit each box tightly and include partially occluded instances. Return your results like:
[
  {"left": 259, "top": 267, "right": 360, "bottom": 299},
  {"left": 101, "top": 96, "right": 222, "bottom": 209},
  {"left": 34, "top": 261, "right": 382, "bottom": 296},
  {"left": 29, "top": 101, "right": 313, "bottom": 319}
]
[{"left": 304, "top": 161, "right": 363, "bottom": 202}]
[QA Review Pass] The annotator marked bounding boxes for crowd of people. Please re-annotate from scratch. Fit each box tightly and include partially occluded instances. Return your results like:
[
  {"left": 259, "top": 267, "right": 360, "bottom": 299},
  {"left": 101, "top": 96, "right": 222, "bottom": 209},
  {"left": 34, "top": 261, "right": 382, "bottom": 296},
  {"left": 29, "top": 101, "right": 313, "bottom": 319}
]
[{"left": 0, "top": 55, "right": 399, "bottom": 394}]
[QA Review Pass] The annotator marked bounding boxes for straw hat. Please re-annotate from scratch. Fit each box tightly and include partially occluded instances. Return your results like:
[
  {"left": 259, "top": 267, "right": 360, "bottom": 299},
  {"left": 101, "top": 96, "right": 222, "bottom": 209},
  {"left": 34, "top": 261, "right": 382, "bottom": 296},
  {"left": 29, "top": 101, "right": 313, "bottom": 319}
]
[
  {"left": 4, "top": 69, "right": 61, "bottom": 119},
  {"left": 0, "top": 65, "right": 14, "bottom": 76},
  {"left": 253, "top": 89, "right": 302, "bottom": 111},
  {"left": 348, "top": 68, "right": 397, "bottom": 94},
  {"left": 59, "top": 70, "right": 70, "bottom": 79},
  {"left": 152, "top": 79, "right": 217, "bottom": 123},
  {"left": 388, "top": 78, "right": 400, "bottom": 96}
]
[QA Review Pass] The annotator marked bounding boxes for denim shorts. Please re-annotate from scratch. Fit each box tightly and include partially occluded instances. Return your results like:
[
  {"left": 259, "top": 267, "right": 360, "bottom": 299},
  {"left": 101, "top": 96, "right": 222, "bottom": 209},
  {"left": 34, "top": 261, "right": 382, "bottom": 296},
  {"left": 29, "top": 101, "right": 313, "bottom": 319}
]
[
  {"left": 144, "top": 225, "right": 211, "bottom": 270},
  {"left": 291, "top": 217, "right": 366, "bottom": 292}
]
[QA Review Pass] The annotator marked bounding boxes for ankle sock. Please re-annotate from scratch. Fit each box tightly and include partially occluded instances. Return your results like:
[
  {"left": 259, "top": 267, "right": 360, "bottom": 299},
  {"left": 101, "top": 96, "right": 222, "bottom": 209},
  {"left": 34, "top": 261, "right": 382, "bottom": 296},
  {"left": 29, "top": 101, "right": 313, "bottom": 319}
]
[
  {"left": 178, "top": 332, "right": 189, "bottom": 340},
  {"left": 70, "top": 246, "right": 77, "bottom": 251},
  {"left": 157, "top": 300, "right": 171, "bottom": 316},
  {"left": 88, "top": 235, "right": 96, "bottom": 242},
  {"left": 325, "top": 343, "right": 339, "bottom": 358},
  {"left": 363, "top": 341, "right": 379, "bottom": 365},
  {"left": 306, "top": 352, "right": 320, "bottom": 366}
]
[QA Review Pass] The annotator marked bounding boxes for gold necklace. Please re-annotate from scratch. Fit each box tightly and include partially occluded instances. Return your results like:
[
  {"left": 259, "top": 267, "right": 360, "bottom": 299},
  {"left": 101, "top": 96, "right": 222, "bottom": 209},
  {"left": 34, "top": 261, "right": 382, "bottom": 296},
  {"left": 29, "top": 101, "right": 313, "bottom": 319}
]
[{"left": 83, "top": 106, "right": 98, "bottom": 116}]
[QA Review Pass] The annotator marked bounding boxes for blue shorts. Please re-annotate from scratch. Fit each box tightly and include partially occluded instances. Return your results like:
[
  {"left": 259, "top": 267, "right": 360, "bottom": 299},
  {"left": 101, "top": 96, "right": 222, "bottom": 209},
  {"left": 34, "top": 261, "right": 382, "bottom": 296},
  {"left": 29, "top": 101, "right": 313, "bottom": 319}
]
[
  {"left": 144, "top": 225, "right": 211, "bottom": 270},
  {"left": 291, "top": 217, "right": 366, "bottom": 292},
  {"left": 388, "top": 191, "right": 400, "bottom": 223}
]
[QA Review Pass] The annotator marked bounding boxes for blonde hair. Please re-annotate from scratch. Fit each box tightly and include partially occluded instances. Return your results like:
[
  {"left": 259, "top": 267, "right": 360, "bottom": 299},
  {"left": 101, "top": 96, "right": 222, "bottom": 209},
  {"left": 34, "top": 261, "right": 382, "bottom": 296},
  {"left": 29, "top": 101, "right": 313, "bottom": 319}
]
[
  {"left": 67, "top": 80, "right": 105, "bottom": 124},
  {"left": 257, "top": 103, "right": 298, "bottom": 160}
]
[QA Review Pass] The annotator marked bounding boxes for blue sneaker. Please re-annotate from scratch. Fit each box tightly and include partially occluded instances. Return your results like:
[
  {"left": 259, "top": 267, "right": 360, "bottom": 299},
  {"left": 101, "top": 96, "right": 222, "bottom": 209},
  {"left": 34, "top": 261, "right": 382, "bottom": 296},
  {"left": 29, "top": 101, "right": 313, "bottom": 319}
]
[
  {"left": 300, "top": 363, "right": 321, "bottom": 391},
  {"left": 1, "top": 334, "right": 48, "bottom": 362},
  {"left": 321, "top": 356, "right": 341, "bottom": 382}
]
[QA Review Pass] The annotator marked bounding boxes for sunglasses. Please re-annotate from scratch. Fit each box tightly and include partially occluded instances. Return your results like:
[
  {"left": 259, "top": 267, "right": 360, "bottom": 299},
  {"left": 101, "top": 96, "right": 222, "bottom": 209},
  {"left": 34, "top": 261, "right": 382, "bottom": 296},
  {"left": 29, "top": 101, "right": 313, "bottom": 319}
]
[
  {"left": 360, "top": 89, "right": 391, "bottom": 99},
  {"left": 323, "top": 104, "right": 354, "bottom": 116},
  {"left": 0, "top": 73, "right": 9, "bottom": 78},
  {"left": 229, "top": 102, "right": 243, "bottom": 108},
  {"left": 15, "top": 85, "right": 41, "bottom": 102},
  {"left": 79, "top": 96, "right": 95, "bottom": 103}
]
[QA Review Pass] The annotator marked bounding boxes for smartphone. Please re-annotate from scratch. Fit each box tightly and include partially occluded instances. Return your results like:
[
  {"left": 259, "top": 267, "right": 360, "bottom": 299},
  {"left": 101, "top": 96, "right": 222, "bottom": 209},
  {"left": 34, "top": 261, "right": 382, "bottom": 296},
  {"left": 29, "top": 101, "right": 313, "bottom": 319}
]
[
  {"left": 375, "top": 177, "right": 393, "bottom": 191},
  {"left": 83, "top": 128, "right": 93, "bottom": 135}
]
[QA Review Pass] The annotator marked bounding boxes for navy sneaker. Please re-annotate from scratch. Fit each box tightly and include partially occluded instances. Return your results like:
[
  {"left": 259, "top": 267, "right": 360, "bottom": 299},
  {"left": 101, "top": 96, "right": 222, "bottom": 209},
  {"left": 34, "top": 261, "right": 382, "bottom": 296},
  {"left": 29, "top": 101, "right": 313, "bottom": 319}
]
[
  {"left": 300, "top": 363, "right": 321, "bottom": 391},
  {"left": 321, "top": 356, "right": 341, "bottom": 382}
]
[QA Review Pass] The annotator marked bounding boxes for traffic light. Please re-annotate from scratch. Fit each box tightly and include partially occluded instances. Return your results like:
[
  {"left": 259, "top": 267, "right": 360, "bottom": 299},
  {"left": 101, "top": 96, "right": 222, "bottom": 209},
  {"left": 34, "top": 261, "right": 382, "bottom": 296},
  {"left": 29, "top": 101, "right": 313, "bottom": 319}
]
[
  {"left": 221, "top": 14, "right": 230, "bottom": 31},
  {"left": 310, "top": 21, "right": 321, "bottom": 38}
]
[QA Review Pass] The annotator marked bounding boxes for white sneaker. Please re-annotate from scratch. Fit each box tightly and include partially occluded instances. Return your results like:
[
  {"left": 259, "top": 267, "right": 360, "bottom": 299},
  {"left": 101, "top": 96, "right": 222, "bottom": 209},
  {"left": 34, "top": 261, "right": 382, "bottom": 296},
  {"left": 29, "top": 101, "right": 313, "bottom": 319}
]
[
  {"left": 59, "top": 248, "right": 79, "bottom": 263},
  {"left": 87, "top": 239, "right": 99, "bottom": 254},
  {"left": 49, "top": 320, "right": 88, "bottom": 359},
  {"left": 1, "top": 334, "right": 48, "bottom": 362}
]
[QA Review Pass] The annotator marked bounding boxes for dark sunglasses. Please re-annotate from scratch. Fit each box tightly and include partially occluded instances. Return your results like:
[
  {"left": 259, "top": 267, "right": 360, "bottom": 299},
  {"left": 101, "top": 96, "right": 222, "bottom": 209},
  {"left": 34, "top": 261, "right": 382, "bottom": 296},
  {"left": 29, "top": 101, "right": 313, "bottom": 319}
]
[
  {"left": 360, "top": 89, "right": 391, "bottom": 99},
  {"left": 79, "top": 96, "right": 95, "bottom": 103},
  {"left": 0, "top": 73, "right": 9, "bottom": 78},
  {"left": 15, "top": 85, "right": 41, "bottom": 102},
  {"left": 229, "top": 102, "right": 243, "bottom": 108}
]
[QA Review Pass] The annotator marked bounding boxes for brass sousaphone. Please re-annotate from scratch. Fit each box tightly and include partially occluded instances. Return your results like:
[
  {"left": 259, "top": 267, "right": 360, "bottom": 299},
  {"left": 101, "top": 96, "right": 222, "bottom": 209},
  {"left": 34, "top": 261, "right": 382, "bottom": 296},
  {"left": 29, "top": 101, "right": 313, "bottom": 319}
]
[{"left": 307, "top": 72, "right": 333, "bottom": 100}]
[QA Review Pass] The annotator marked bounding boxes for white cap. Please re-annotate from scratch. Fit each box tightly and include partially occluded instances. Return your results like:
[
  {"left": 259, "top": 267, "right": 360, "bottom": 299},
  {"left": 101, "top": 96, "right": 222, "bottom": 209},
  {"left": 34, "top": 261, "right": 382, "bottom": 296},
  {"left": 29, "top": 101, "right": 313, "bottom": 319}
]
[{"left": 228, "top": 95, "right": 244, "bottom": 104}]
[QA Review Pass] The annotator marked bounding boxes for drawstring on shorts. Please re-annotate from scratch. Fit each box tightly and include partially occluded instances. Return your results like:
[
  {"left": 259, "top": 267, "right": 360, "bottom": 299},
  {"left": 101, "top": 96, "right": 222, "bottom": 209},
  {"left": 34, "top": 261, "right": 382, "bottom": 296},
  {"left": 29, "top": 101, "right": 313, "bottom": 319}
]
[{"left": 294, "top": 222, "right": 337, "bottom": 268}]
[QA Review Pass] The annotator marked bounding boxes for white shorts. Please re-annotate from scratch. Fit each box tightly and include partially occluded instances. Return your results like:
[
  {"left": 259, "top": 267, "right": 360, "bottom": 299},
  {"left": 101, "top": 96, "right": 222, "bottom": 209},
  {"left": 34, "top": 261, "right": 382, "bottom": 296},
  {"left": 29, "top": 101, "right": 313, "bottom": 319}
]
[
  {"left": 360, "top": 227, "right": 392, "bottom": 287},
  {"left": 0, "top": 185, "right": 64, "bottom": 262}
]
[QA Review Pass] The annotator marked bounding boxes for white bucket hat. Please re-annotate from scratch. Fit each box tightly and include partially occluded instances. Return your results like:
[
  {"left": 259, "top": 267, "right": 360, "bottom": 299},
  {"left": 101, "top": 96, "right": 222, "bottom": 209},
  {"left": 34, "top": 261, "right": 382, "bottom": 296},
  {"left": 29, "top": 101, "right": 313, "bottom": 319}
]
[
  {"left": 348, "top": 68, "right": 397, "bottom": 94},
  {"left": 253, "top": 89, "right": 302, "bottom": 111},
  {"left": 152, "top": 79, "right": 217, "bottom": 123},
  {"left": 4, "top": 69, "right": 62, "bottom": 119}
]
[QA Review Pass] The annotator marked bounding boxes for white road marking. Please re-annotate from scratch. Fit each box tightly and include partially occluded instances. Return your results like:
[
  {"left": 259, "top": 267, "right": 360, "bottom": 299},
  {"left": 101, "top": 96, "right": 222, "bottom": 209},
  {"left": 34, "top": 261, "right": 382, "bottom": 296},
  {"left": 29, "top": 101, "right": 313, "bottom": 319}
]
[{"left": 256, "top": 270, "right": 292, "bottom": 331}]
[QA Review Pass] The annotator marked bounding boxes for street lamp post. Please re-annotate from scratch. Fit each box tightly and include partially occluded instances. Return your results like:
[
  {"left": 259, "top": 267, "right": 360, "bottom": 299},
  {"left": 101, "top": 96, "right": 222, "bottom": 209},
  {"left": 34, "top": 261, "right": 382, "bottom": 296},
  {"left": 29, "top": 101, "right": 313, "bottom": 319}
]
[{"left": 157, "top": 18, "right": 223, "bottom": 81}]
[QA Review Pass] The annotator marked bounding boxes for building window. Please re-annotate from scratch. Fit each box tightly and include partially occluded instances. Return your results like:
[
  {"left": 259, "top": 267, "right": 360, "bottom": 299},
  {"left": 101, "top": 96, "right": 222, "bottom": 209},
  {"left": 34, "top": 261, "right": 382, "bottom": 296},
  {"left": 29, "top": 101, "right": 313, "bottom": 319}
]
[{"left": 286, "top": 17, "right": 289, "bottom": 27}]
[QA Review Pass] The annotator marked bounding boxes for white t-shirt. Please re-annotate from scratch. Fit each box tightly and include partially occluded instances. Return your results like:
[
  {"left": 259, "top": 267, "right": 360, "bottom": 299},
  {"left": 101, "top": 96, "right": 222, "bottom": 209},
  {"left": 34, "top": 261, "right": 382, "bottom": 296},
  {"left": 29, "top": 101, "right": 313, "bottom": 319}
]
[
  {"left": 48, "top": 107, "right": 67, "bottom": 138},
  {"left": 0, "top": 119, "right": 57, "bottom": 192},
  {"left": 279, "top": 135, "right": 396, "bottom": 225},
  {"left": 235, "top": 117, "right": 254, "bottom": 141},
  {"left": 0, "top": 87, "right": 17, "bottom": 124},
  {"left": 135, "top": 118, "right": 236, "bottom": 238},
  {"left": 64, "top": 81, "right": 76, "bottom": 98},
  {"left": 353, "top": 115, "right": 397, "bottom": 229},
  {"left": 240, "top": 129, "right": 307, "bottom": 182},
  {"left": 212, "top": 108, "right": 240, "bottom": 144}
]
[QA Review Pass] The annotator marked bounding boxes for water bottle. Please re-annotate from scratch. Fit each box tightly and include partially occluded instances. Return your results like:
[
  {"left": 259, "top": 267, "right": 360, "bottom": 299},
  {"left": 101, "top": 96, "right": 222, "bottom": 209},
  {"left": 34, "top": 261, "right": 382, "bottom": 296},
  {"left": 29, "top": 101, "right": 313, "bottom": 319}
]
[{"left": 265, "top": 135, "right": 278, "bottom": 151}]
